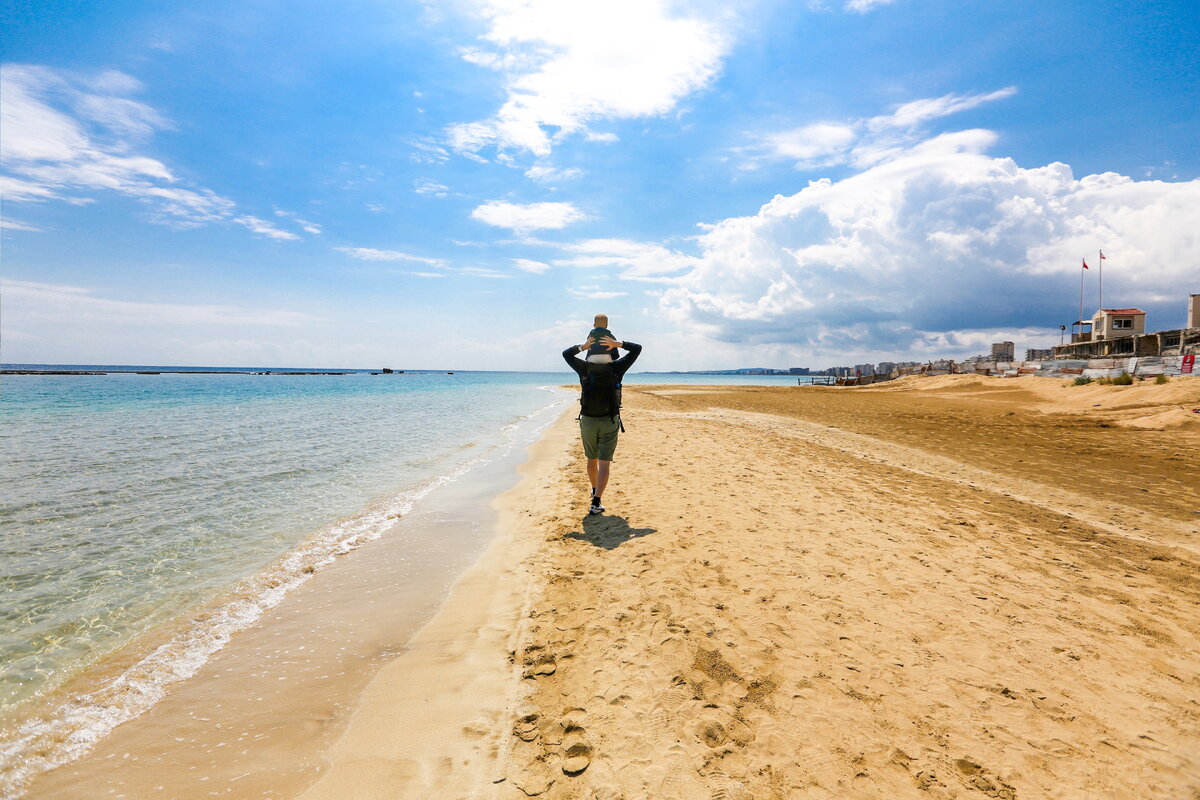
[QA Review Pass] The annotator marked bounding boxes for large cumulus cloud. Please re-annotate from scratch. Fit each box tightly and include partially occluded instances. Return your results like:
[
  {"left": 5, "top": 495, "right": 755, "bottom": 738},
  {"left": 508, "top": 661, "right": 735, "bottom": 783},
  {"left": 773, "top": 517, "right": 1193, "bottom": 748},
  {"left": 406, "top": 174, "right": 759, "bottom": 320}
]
[{"left": 659, "top": 131, "right": 1200, "bottom": 355}]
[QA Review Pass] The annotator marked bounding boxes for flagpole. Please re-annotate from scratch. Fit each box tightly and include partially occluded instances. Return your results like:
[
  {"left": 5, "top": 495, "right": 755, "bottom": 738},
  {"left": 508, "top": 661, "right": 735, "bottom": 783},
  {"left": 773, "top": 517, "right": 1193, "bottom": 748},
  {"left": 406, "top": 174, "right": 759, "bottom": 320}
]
[
  {"left": 1098, "top": 249, "right": 1103, "bottom": 313},
  {"left": 1078, "top": 259, "right": 1085, "bottom": 342}
]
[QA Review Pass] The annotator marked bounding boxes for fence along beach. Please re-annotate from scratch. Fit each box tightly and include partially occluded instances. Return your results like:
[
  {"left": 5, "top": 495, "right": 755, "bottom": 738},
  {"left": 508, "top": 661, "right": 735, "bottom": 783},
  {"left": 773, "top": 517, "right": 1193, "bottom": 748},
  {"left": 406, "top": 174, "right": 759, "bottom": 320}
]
[{"left": 12, "top": 372, "right": 1199, "bottom": 798}]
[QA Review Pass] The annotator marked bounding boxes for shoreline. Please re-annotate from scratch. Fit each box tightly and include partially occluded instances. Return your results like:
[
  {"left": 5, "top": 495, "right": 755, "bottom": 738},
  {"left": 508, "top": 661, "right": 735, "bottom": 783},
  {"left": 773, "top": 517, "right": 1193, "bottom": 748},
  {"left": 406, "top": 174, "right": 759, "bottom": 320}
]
[
  {"left": 295, "top": 408, "right": 578, "bottom": 798},
  {"left": 13, "top": 400, "right": 571, "bottom": 799}
]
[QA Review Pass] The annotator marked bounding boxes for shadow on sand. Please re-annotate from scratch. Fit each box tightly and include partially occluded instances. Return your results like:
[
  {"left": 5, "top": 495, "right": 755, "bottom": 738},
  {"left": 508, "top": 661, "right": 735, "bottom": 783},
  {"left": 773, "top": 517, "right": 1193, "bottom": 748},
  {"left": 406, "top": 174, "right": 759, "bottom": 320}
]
[{"left": 565, "top": 515, "right": 657, "bottom": 550}]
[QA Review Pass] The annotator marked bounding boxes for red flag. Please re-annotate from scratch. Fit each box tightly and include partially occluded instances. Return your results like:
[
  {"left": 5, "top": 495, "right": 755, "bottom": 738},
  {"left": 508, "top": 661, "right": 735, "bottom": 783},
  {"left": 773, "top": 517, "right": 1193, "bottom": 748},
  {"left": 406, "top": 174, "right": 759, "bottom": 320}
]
[{"left": 1082, "top": 259, "right": 1089, "bottom": 269}]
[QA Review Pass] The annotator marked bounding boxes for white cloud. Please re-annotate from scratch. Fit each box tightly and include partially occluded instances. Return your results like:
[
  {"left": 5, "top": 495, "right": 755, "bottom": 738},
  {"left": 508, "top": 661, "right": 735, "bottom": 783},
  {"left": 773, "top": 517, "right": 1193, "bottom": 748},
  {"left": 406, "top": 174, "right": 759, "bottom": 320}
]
[
  {"left": 334, "top": 246, "right": 446, "bottom": 266},
  {"left": 744, "top": 87, "right": 1017, "bottom": 170},
  {"left": 0, "top": 174, "right": 61, "bottom": 202},
  {"left": 445, "top": 0, "right": 732, "bottom": 157},
  {"left": 659, "top": 139, "right": 1200, "bottom": 358},
  {"left": 0, "top": 64, "right": 310, "bottom": 239},
  {"left": 553, "top": 238, "right": 701, "bottom": 280},
  {"left": 524, "top": 164, "right": 583, "bottom": 183},
  {"left": 868, "top": 87, "right": 1018, "bottom": 131},
  {"left": 456, "top": 266, "right": 513, "bottom": 279},
  {"left": 414, "top": 178, "right": 450, "bottom": 196},
  {"left": 844, "top": 0, "right": 895, "bottom": 12},
  {"left": 758, "top": 123, "right": 857, "bottom": 166},
  {"left": 235, "top": 215, "right": 299, "bottom": 240},
  {"left": 1, "top": 279, "right": 325, "bottom": 327},
  {"left": 471, "top": 200, "right": 586, "bottom": 231},
  {"left": 274, "top": 208, "right": 322, "bottom": 234},
  {"left": 512, "top": 258, "right": 551, "bottom": 273},
  {"left": 567, "top": 286, "right": 627, "bottom": 299},
  {"left": 0, "top": 217, "right": 44, "bottom": 232}
]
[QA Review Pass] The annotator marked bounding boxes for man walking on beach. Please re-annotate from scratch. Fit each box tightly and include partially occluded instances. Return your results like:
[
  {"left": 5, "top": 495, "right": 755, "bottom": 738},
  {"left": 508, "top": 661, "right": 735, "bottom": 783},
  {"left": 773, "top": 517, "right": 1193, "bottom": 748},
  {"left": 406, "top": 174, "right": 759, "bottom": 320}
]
[{"left": 563, "top": 332, "right": 642, "bottom": 515}]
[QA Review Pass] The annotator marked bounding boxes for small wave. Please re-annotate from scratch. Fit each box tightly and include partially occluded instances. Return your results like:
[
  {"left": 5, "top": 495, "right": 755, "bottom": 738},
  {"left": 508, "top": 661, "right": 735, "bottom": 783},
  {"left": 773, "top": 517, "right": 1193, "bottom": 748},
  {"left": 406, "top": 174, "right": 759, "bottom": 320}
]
[{"left": 0, "top": 393, "right": 571, "bottom": 799}]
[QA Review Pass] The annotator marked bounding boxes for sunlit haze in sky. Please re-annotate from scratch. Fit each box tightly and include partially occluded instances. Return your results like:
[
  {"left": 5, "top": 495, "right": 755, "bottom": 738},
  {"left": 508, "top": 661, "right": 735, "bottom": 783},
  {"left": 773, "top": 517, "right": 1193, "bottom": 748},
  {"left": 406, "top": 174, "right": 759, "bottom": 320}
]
[{"left": 2, "top": 0, "right": 1197, "bottom": 370}]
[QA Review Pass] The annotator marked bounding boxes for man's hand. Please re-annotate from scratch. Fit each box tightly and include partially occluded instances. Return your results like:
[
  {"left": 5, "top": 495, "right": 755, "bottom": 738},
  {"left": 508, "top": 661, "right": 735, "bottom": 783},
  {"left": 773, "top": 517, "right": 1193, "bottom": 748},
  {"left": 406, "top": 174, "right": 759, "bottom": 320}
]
[
  {"left": 598, "top": 336, "right": 622, "bottom": 350},
  {"left": 579, "top": 336, "right": 596, "bottom": 351}
]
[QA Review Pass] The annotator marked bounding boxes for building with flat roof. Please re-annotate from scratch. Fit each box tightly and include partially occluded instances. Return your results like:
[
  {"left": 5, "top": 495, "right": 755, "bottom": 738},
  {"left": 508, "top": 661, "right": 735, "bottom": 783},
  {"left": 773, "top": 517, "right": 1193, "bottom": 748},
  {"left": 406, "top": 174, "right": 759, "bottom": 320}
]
[
  {"left": 1091, "top": 308, "right": 1146, "bottom": 340},
  {"left": 1025, "top": 348, "right": 1053, "bottom": 361},
  {"left": 990, "top": 341, "right": 1015, "bottom": 361}
]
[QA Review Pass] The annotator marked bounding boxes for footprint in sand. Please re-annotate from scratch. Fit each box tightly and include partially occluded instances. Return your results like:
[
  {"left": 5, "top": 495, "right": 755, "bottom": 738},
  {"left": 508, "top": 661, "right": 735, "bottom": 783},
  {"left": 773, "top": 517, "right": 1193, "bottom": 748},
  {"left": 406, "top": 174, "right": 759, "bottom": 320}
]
[
  {"left": 953, "top": 758, "right": 1017, "bottom": 799},
  {"left": 521, "top": 644, "right": 558, "bottom": 678},
  {"left": 560, "top": 712, "right": 594, "bottom": 775},
  {"left": 696, "top": 718, "right": 728, "bottom": 748},
  {"left": 512, "top": 712, "right": 540, "bottom": 743}
]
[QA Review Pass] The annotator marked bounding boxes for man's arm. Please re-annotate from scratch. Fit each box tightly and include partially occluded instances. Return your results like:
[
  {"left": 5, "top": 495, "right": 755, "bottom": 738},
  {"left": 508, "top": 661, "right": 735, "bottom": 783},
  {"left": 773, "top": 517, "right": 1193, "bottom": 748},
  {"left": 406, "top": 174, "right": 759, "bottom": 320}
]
[
  {"left": 562, "top": 343, "right": 589, "bottom": 377},
  {"left": 612, "top": 340, "right": 642, "bottom": 378}
]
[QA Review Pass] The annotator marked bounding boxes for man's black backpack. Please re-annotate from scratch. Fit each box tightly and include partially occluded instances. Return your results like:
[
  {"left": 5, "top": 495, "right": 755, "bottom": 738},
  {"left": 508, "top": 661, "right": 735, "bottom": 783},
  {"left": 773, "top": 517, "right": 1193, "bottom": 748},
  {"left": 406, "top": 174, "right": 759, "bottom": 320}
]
[{"left": 580, "top": 361, "right": 622, "bottom": 420}]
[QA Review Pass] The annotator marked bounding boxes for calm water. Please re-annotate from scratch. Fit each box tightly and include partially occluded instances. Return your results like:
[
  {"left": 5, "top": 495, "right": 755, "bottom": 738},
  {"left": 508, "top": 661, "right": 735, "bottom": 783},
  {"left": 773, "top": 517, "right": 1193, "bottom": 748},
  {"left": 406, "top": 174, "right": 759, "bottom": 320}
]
[
  {"left": 0, "top": 370, "right": 576, "bottom": 712},
  {"left": 0, "top": 365, "right": 806, "bottom": 792}
]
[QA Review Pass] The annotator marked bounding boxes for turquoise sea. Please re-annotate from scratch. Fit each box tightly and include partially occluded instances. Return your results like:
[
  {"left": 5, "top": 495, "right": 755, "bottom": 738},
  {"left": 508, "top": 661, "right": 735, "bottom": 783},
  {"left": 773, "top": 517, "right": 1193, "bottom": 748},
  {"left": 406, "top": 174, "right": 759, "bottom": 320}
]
[{"left": 0, "top": 365, "right": 809, "bottom": 792}]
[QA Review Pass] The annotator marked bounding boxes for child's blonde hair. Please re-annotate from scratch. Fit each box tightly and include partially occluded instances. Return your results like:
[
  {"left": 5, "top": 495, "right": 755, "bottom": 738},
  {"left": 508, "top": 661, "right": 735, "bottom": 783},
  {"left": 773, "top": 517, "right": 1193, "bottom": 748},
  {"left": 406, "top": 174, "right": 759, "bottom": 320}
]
[{"left": 594, "top": 313, "right": 608, "bottom": 327}]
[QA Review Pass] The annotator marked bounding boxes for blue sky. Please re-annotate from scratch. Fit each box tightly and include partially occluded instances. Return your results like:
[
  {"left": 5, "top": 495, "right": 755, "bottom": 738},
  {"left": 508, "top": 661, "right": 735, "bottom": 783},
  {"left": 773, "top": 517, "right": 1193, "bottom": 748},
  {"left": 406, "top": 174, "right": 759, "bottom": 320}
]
[{"left": 2, "top": 0, "right": 1197, "bottom": 370}]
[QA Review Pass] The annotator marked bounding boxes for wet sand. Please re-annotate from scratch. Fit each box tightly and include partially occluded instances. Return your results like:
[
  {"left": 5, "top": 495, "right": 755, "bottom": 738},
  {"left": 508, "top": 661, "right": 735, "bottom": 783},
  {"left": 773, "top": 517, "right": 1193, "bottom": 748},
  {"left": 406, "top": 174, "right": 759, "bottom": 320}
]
[{"left": 23, "top": 377, "right": 1200, "bottom": 798}]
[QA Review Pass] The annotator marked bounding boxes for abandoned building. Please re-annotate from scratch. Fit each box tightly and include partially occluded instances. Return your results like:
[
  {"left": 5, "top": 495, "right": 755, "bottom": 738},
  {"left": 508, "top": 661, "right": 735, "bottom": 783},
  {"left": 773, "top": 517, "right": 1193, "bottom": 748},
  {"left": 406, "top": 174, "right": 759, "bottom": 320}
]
[{"left": 1053, "top": 294, "right": 1200, "bottom": 358}]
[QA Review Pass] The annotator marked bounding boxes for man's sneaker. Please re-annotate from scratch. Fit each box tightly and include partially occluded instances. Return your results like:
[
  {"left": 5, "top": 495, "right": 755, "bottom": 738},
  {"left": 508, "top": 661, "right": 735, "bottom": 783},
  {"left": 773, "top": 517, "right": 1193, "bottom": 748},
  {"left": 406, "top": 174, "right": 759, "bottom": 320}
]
[{"left": 589, "top": 499, "right": 605, "bottom": 515}]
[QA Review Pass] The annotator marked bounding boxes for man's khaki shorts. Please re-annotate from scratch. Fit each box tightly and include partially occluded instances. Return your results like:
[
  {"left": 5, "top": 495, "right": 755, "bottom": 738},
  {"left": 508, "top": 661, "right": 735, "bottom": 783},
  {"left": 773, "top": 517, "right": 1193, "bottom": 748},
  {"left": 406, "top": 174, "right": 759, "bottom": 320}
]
[{"left": 579, "top": 414, "right": 620, "bottom": 461}]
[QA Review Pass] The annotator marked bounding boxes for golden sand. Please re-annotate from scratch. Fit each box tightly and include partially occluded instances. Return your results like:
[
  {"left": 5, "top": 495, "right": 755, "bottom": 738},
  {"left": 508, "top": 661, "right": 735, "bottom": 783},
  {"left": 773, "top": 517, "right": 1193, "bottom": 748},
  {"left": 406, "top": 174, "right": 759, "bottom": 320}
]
[
  {"left": 27, "top": 377, "right": 1200, "bottom": 799},
  {"left": 487, "top": 379, "right": 1199, "bottom": 799}
]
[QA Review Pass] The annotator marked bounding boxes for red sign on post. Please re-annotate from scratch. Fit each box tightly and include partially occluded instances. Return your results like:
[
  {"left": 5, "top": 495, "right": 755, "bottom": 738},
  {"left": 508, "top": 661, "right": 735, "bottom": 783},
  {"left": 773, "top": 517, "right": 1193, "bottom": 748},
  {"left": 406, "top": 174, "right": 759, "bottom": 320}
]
[{"left": 1183, "top": 355, "right": 1196, "bottom": 374}]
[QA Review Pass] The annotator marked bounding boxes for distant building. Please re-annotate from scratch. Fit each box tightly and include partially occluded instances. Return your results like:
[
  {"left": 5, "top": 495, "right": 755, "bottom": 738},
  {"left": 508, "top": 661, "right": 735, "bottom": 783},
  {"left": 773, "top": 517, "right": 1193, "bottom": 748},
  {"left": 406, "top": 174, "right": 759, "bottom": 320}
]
[
  {"left": 789, "top": 367, "right": 810, "bottom": 375},
  {"left": 854, "top": 363, "right": 875, "bottom": 375},
  {"left": 1091, "top": 308, "right": 1146, "bottom": 340},
  {"left": 875, "top": 361, "right": 896, "bottom": 374},
  {"left": 1053, "top": 296, "right": 1200, "bottom": 358},
  {"left": 990, "top": 341, "right": 1015, "bottom": 361},
  {"left": 1025, "top": 348, "right": 1053, "bottom": 361}
]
